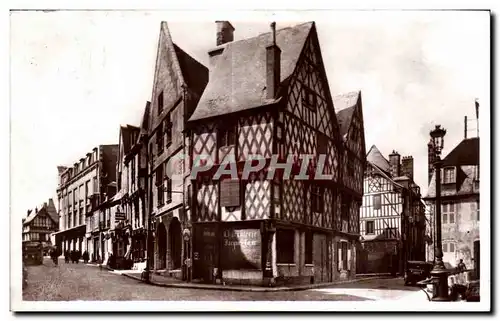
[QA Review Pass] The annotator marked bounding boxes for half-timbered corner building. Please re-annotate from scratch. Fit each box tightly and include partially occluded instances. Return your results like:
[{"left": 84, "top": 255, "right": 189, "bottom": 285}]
[
  {"left": 147, "top": 22, "right": 208, "bottom": 280},
  {"left": 187, "top": 21, "right": 366, "bottom": 286},
  {"left": 357, "top": 145, "right": 426, "bottom": 275}
]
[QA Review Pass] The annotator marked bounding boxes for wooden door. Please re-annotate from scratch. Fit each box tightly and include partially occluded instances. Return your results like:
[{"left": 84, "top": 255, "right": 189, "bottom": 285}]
[{"left": 313, "top": 234, "right": 328, "bottom": 283}]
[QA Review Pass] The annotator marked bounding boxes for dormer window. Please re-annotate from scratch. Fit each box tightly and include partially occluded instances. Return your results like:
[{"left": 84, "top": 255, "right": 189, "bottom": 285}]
[{"left": 442, "top": 167, "right": 456, "bottom": 184}]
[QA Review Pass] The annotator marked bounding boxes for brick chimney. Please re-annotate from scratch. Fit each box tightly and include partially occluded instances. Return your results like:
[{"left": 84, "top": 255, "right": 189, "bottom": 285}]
[
  {"left": 266, "top": 22, "right": 281, "bottom": 99},
  {"left": 401, "top": 156, "right": 414, "bottom": 180},
  {"left": 208, "top": 21, "right": 235, "bottom": 75},
  {"left": 389, "top": 150, "right": 401, "bottom": 178}
]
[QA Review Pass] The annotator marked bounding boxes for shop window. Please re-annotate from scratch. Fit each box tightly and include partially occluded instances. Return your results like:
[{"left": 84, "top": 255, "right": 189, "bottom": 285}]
[
  {"left": 342, "top": 242, "right": 348, "bottom": 270},
  {"left": 305, "top": 231, "right": 313, "bottom": 265},
  {"left": 277, "top": 229, "right": 295, "bottom": 264}
]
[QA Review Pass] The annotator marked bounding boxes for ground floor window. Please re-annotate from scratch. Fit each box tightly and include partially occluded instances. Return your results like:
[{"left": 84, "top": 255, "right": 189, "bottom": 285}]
[
  {"left": 305, "top": 231, "right": 313, "bottom": 265},
  {"left": 277, "top": 229, "right": 295, "bottom": 264},
  {"left": 342, "top": 242, "right": 348, "bottom": 270}
]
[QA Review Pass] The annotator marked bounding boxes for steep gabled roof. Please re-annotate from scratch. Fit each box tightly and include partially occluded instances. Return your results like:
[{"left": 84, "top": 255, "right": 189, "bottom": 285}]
[
  {"left": 366, "top": 145, "right": 390, "bottom": 173},
  {"left": 138, "top": 101, "right": 151, "bottom": 143},
  {"left": 334, "top": 91, "right": 360, "bottom": 137},
  {"left": 45, "top": 199, "right": 59, "bottom": 224},
  {"left": 120, "top": 125, "right": 140, "bottom": 155},
  {"left": 443, "top": 137, "right": 479, "bottom": 166},
  {"left": 189, "top": 22, "right": 314, "bottom": 122},
  {"left": 173, "top": 44, "right": 209, "bottom": 99},
  {"left": 23, "top": 200, "right": 58, "bottom": 226},
  {"left": 425, "top": 137, "right": 480, "bottom": 198},
  {"left": 149, "top": 22, "right": 209, "bottom": 127}
]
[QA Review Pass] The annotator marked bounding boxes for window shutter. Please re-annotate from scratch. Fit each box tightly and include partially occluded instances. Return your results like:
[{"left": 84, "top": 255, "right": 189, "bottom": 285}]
[
  {"left": 220, "top": 179, "right": 240, "bottom": 207},
  {"left": 347, "top": 247, "right": 352, "bottom": 271},
  {"left": 337, "top": 243, "right": 342, "bottom": 271}
]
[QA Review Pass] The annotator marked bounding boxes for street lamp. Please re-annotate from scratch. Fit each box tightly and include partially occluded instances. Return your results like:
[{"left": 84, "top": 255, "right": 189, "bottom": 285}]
[{"left": 429, "top": 124, "right": 449, "bottom": 301}]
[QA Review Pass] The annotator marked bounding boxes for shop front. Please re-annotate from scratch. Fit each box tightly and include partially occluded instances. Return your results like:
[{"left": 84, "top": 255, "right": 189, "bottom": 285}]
[
  {"left": 53, "top": 224, "right": 86, "bottom": 255},
  {"left": 111, "top": 223, "right": 133, "bottom": 270},
  {"left": 192, "top": 221, "right": 268, "bottom": 285}
]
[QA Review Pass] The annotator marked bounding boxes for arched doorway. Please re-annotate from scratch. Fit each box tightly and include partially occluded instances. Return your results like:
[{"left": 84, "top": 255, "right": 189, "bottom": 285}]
[
  {"left": 169, "top": 218, "right": 182, "bottom": 270},
  {"left": 156, "top": 223, "right": 167, "bottom": 270}
]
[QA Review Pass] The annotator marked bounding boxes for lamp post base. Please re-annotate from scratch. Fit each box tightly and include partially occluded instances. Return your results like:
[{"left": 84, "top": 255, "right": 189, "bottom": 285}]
[{"left": 430, "top": 268, "right": 450, "bottom": 301}]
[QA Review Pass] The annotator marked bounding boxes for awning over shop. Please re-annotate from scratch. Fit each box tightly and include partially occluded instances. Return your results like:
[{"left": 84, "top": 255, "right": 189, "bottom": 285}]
[{"left": 52, "top": 224, "right": 86, "bottom": 238}]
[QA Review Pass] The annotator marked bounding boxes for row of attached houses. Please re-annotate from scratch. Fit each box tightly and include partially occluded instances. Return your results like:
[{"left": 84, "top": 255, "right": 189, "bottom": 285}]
[
  {"left": 357, "top": 146, "right": 426, "bottom": 275},
  {"left": 52, "top": 20, "right": 369, "bottom": 286}
]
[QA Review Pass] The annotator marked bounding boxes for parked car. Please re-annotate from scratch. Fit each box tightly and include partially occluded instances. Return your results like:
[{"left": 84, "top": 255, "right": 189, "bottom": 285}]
[{"left": 405, "top": 260, "right": 434, "bottom": 285}]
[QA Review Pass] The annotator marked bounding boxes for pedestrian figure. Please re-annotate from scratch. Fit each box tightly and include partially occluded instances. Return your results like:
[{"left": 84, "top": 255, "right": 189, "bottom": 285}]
[
  {"left": 457, "top": 259, "right": 467, "bottom": 273},
  {"left": 82, "top": 251, "right": 89, "bottom": 264},
  {"left": 64, "top": 250, "right": 70, "bottom": 263},
  {"left": 50, "top": 248, "right": 59, "bottom": 266}
]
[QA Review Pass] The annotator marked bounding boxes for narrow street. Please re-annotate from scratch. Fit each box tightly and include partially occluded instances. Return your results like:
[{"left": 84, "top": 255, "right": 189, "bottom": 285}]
[{"left": 23, "top": 258, "right": 425, "bottom": 301}]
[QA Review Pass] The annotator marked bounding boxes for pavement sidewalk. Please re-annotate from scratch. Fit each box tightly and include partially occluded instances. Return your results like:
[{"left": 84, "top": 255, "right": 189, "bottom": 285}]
[{"left": 119, "top": 271, "right": 386, "bottom": 292}]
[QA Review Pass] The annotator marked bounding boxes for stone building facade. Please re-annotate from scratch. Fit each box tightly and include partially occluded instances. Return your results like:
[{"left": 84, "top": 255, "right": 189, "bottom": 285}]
[
  {"left": 54, "top": 145, "right": 118, "bottom": 256},
  {"left": 425, "top": 136, "right": 480, "bottom": 270}
]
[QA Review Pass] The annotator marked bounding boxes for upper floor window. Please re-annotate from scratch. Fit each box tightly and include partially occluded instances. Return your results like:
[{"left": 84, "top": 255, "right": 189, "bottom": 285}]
[
  {"left": 272, "top": 182, "right": 282, "bottom": 217},
  {"left": 218, "top": 124, "right": 237, "bottom": 148},
  {"left": 131, "top": 157, "right": 136, "bottom": 186},
  {"left": 347, "top": 154, "right": 355, "bottom": 177},
  {"left": 443, "top": 167, "right": 456, "bottom": 184},
  {"left": 157, "top": 91, "right": 164, "bottom": 115},
  {"left": 165, "top": 174, "right": 172, "bottom": 204},
  {"left": 156, "top": 122, "right": 164, "bottom": 155},
  {"left": 317, "top": 132, "right": 328, "bottom": 158},
  {"left": 366, "top": 220, "right": 375, "bottom": 234},
  {"left": 165, "top": 114, "right": 172, "bottom": 147},
  {"left": 471, "top": 201, "right": 479, "bottom": 221},
  {"left": 311, "top": 185, "right": 323, "bottom": 213},
  {"left": 220, "top": 179, "right": 240, "bottom": 207},
  {"left": 156, "top": 165, "right": 164, "bottom": 207},
  {"left": 373, "top": 194, "right": 381, "bottom": 210},
  {"left": 302, "top": 87, "right": 317, "bottom": 111},
  {"left": 442, "top": 202, "right": 455, "bottom": 224}
]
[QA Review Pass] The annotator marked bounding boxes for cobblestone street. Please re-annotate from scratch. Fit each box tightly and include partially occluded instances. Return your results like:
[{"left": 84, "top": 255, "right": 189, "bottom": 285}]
[{"left": 23, "top": 258, "right": 425, "bottom": 301}]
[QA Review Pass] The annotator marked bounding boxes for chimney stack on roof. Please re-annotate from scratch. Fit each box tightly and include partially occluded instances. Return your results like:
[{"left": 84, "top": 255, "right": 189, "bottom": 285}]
[
  {"left": 216, "top": 21, "right": 235, "bottom": 46},
  {"left": 389, "top": 150, "right": 401, "bottom": 178},
  {"left": 266, "top": 22, "right": 281, "bottom": 99},
  {"left": 401, "top": 156, "right": 414, "bottom": 180}
]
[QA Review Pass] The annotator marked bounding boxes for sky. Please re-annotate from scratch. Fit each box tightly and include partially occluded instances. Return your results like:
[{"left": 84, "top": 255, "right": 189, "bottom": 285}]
[{"left": 10, "top": 10, "right": 489, "bottom": 220}]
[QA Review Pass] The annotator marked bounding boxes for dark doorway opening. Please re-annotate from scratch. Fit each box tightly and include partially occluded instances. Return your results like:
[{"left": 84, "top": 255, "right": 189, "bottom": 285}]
[
  {"left": 169, "top": 218, "right": 182, "bottom": 269},
  {"left": 157, "top": 223, "right": 167, "bottom": 270}
]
